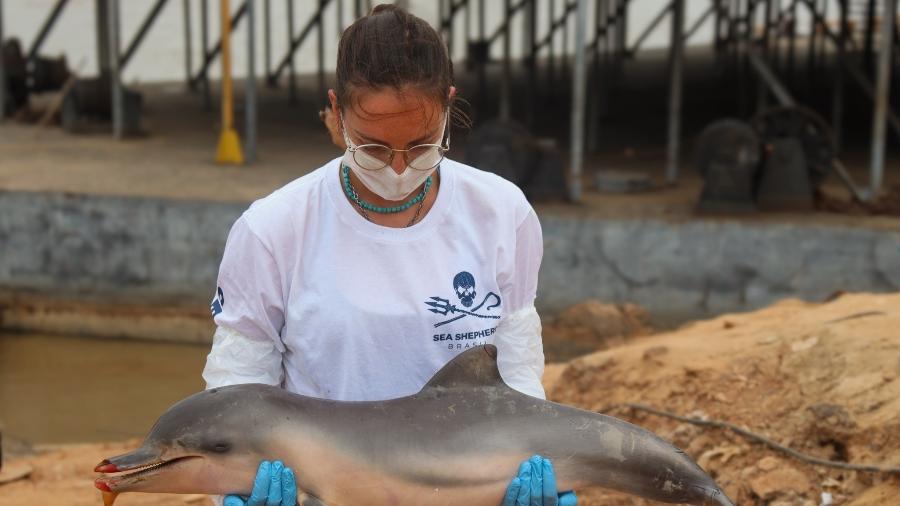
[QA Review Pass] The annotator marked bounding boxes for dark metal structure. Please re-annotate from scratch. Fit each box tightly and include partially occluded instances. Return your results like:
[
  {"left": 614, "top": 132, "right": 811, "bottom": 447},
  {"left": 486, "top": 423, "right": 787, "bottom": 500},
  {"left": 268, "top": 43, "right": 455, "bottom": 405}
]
[{"left": 1, "top": 0, "right": 898, "bottom": 202}]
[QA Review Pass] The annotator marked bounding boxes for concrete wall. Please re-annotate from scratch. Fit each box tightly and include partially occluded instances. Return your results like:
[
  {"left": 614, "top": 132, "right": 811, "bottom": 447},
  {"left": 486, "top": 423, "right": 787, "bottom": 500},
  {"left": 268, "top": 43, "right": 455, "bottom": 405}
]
[
  {"left": 539, "top": 215, "right": 900, "bottom": 322},
  {"left": 0, "top": 191, "right": 242, "bottom": 304},
  {"left": 2, "top": 191, "right": 899, "bottom": 323}
]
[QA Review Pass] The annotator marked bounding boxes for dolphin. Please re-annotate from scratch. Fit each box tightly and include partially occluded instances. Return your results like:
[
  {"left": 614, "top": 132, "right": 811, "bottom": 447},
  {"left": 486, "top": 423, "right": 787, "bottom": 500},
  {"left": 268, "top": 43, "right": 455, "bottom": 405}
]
[{"left": 94, "top": 345, "right": 734, "bottom": 505}]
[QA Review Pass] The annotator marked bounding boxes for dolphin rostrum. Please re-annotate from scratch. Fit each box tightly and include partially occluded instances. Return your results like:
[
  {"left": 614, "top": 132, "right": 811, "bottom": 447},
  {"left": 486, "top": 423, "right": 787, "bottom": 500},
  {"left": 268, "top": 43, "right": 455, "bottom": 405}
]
[{"left": 94, "top": 345, "right": 734, "bottom": 505}]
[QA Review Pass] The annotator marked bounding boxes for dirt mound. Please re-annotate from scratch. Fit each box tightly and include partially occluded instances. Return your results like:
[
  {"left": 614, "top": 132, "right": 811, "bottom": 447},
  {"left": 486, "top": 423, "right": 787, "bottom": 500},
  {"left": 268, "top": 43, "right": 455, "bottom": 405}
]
[
  {"left": 545, "top": 292, "right": 900, "bottom": 505},
  {"left": 2, "top": 293, "right": 899, "bottom": 505},
  {"left": 543, "top": 300, "right": 655, "bottom": 361}
]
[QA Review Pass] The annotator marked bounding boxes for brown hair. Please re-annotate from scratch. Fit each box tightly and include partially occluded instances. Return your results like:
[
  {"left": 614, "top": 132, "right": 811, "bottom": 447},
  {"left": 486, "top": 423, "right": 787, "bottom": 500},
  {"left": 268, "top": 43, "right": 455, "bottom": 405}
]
[{"left": 335, "top": 4, "right": 468, "bottom": 125}]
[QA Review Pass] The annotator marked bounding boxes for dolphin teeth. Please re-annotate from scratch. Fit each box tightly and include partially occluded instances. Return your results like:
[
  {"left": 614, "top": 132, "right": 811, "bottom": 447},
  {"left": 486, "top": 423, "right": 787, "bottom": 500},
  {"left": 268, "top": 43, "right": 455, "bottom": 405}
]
[{"left": 98, "top": 458, "right": 174, "bottom": 478}]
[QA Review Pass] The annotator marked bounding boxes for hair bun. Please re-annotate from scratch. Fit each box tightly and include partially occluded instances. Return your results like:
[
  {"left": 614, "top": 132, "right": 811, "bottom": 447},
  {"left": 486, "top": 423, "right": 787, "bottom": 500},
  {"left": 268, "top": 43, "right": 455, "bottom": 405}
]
[{"left": 370, "top": 3, "right": 399, "bottom": 15}]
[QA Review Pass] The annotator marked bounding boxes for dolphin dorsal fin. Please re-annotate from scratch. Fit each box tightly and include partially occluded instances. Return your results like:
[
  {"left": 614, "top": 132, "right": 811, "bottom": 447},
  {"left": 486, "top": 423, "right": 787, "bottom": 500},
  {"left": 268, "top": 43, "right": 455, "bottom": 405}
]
[{"left": 421, "top": 345, "right": 506, "bottom": 391}]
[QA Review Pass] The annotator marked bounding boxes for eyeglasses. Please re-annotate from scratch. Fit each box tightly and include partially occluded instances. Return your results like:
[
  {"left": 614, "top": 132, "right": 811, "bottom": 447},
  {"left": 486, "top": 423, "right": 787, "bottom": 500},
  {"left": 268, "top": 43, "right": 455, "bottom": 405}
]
[{"left": 341, "top": 112, "right": 451, "bottom": 172}]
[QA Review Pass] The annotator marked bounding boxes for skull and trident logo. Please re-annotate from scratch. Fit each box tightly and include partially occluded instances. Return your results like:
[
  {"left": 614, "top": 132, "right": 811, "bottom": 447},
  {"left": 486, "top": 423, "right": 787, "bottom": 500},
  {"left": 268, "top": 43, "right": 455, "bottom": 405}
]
[{"left": 425, "top": 271, "right": 501, "bottom": 328}]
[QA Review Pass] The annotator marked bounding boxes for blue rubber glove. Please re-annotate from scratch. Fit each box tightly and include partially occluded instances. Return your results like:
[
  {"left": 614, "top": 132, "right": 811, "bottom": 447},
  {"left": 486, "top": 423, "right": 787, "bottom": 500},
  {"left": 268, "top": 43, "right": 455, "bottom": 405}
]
[
  {"left": 501, "top": 455, "right": 577, "bottom": 506},
  {"left": 224, "top": 460, "right": 298, "bottom": 506}
]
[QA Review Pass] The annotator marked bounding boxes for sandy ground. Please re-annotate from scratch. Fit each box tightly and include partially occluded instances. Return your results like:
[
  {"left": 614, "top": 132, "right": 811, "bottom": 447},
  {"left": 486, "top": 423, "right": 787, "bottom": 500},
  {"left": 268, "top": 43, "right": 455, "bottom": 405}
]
[
  {"left": 2, "top": 292, "right": 899, "bottom": 505},
  {"left": 0, "top": 441, "right": 211, "bottom": 506},
  {"left": 546, "top": 292, "right": 900, "bottom": 505}
]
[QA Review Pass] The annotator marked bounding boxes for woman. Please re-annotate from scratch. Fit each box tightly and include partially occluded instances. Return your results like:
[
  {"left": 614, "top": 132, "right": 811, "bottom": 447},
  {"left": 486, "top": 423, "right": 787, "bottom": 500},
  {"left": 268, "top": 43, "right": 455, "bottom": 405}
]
[{"left": 203, "top": 5, "right": 576, "bottom": 505}]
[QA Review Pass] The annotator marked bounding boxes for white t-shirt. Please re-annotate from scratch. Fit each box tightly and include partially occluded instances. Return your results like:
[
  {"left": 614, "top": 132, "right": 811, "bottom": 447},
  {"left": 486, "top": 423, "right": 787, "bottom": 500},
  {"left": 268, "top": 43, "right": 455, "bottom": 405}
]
[{"left": 207, "top": 157, "right": 544, "bottom": 401}]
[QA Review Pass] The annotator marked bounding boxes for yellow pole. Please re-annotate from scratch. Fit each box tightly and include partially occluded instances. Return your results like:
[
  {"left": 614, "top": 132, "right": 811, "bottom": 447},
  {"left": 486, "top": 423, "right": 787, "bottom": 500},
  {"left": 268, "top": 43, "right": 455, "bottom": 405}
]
[{"left": 216, "top": 0, "right": 244, "bottom": 164}]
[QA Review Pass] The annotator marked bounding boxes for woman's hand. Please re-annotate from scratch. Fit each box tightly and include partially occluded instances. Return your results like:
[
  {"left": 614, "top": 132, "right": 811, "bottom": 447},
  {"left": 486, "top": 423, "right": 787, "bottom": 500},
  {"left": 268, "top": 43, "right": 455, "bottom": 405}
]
[
  {"left": 501, "top": 455, "right": 577, "bottom": 506},
  {"left": 224, "top": 460, "right": 297, "bottom": 506}
]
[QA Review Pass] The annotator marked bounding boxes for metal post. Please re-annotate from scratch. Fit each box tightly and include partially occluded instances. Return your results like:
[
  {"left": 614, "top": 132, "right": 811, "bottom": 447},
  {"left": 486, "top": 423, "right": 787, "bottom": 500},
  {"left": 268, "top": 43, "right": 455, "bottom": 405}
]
[
  {"left": 807, "top": 0, "right": 817, "bottom": 84},
  {"left": 97, "top": 0, "right": 111, "bottom": 75},
  {"left": 525, "top": 0, "right": 536, "bottom": 127},
  {"left": 799, "top": 0, "right": 900, "bottom": 139},
  {"left": 665, "top": 0, "right": 685, "bottom": 184},
  {"left": 0, "top": 0, "right": 5, "bottom": 122},
  {"left": 864, "top": 0, "right": 875, "bottom": 75},
  {"left": 737, "top": 0, "right": 750, "bottom": 116},
  {"left": 191, "top": 1, "right": 252, "bottom": 77},
  {"left": 318, "top": 0, "right": 325, "bottom": 98},
  {"left": 183, "top": 0, "right": 193, "bottom": 87},
  {"left": 771, "top": 0, "right": 781, "bottom": 72},
  {"left": 439, "top": 0, "right": 446, "bottom": 46},
  {"left": 757, "top": 0, "right": 772, "bottom": 112},
  {"left": 615, "top": 0, "right": 625, "bottom": 78},
  {"left": 787, "top": 0, "right": 795, "bottom": 82},
  {"left": 817, "top": 0, "right": 827, "bottom": 64},
  {"left": 246, "top": 0, "right": 257, "bottom": 162},
  {"left": 201, "top": 0, "right": 211, "bottom": 107},
  {"left": 713, "top": 0, "right": 727, "bottom": 73},
  {"left": 120, "top": 0, "right": 170, "bottom": 70},
  {"left": 683, "top": 2, "right": 716, "bottom": 43},
  {"left": 445, "top": 0, "right": 453, "bottom": 57},
  {"left": 713, "top": 0, "right": 723, "bottom": 50},
  {"left": 287, "top": 0, "right": 296, "bottom": 103},
  {"left": 869, "top": 0, "right": 896, "bottom": 199},
  {"left": 548, "top": 0, "right": 555, "bottom": 91},
  {"left": 355, "top": 0, "right": 362, "bottom": 18},
  {"left": 562, "top": 0, "right": 569, "bottom": 76},
  {"left": 107, "top": 0, "right": 124, "bottom": 139},
  {"left": 477, "top": 0, "right": 486, "bottom": 113},
  {"left": 217, "top": 0, "right": 244, "bottom": 164},
  {"left": 833, "top": 0, "right": 847, "bottom": 153},
  {"left": 28, "top": 0, "right": 70, "bottom": 63},
  {"left": 728, "top": 0, "right": 739, "bottom": 67},
  {"left": 264, "top": 0, "right": 271, "bottom": 83},
  {"left": 614, "top": 0, "right": 623, "bottom": 79},
  {"left": 747, "top": 45, "right": 796, "bottom": 106},
  {"left": 598, "top": 0, "right": 609, "bottom": 117},
  {"left": 271, "top": 1, "right": 333, "bottom": 83},
  {"left": 500, "top": 0, "right": 511, "bottom": 120},
  {"left": 629, "top": 1, "right": 672, "bottom": 56},
  {"left": 337, "top": 0, "right": 343, "bottom": 33},
  {"left": 569, "top": 0, "right": 588, "bottom": 202},
  {"left": 465, "top": 0, "right": 471, "bottom": 48},
  {"left": 587, "top": 0, "right": 602, "bottom": 151}
]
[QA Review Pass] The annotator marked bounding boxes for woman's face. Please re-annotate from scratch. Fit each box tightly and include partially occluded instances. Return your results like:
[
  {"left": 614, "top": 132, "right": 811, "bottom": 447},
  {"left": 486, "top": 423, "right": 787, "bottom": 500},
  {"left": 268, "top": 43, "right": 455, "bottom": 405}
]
[{"left": 329, "top": 86, "right": 455, "bottom": 175}]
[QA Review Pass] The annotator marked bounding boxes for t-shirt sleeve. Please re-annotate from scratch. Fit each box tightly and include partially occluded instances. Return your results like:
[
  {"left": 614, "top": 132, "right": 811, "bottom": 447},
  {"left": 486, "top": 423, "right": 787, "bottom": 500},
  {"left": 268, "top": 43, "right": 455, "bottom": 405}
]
[
  {"left": 494, "top": 207, "right": 546, "bottom": 398},
  {"left": 210, "top": 215, "right": 287, "bottom": 353},
  {"left": 501, "top": 208, "right": 544, "bottom": 313}
]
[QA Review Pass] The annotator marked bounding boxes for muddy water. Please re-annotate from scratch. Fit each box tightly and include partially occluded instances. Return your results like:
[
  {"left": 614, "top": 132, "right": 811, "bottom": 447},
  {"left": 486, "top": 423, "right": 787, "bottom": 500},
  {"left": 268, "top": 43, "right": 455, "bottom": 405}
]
[{"left": 0, "top": 333, "right": 209, "bottom": 445}]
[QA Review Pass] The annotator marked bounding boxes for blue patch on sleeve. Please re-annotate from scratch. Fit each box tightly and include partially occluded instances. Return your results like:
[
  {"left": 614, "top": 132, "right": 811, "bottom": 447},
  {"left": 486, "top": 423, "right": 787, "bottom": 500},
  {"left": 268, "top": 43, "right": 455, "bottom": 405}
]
[{"left": 210, "top": 286, "right": 225, "bottom": 317}]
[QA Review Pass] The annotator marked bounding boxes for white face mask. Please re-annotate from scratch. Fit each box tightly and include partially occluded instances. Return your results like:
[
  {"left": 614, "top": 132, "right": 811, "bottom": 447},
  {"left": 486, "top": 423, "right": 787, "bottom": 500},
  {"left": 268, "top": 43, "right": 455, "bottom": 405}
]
[{"left": 341, "top": 114, "right": 448, "bottom": 202}]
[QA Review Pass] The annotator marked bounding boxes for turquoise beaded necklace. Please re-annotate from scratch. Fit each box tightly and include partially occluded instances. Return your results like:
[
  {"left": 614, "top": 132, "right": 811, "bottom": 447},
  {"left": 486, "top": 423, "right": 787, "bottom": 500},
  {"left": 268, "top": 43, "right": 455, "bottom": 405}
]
[{"left": 341, "top": 165, "right": 433, "bottom": 214}]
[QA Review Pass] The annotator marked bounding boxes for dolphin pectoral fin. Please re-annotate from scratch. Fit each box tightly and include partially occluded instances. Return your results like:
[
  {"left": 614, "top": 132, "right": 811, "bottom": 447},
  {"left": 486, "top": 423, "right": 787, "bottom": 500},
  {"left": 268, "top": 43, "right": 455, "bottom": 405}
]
[{"left": 299, "top": 492, "right": 327, "bottom": 506}]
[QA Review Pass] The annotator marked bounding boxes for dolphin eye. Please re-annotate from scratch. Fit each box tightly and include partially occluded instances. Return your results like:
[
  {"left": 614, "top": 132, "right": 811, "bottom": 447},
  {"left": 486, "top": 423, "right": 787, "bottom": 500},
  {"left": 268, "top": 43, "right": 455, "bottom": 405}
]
[{"left": 200, "top": 440, "right": 231, "bottom": 453}]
